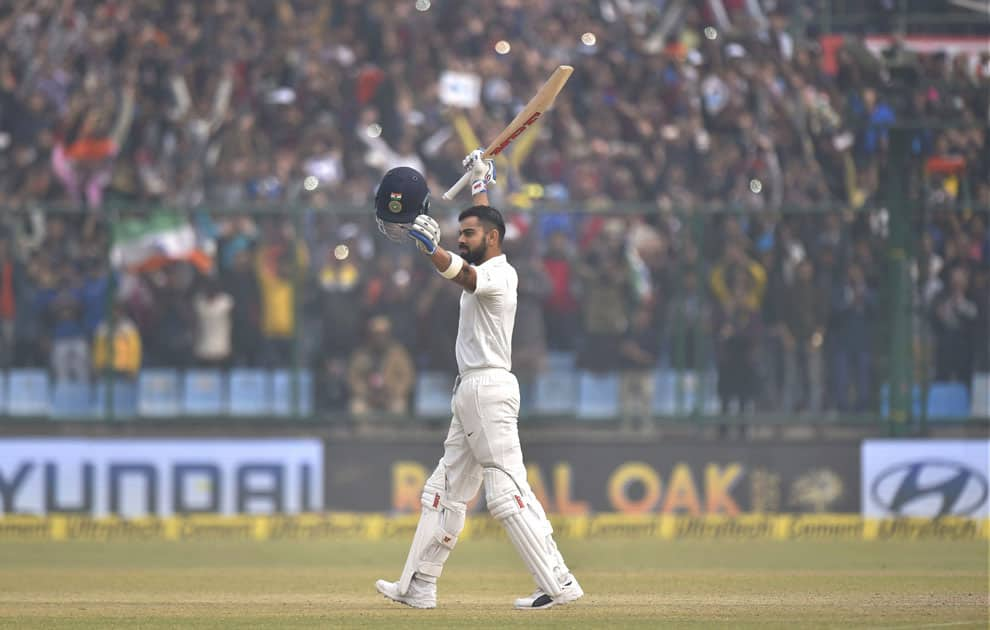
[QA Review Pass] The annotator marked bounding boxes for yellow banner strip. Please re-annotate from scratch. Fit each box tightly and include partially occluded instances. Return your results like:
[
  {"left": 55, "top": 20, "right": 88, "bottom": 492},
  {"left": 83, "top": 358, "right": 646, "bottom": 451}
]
[{"left": 0, "top": 514, "right": 986, "bottom": 542}]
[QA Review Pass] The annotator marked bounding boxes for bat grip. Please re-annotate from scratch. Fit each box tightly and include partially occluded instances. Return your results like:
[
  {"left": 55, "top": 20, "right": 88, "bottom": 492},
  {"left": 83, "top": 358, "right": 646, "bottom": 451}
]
[{"left": 441, "top": 171, "right": 472, "bottom": 201}]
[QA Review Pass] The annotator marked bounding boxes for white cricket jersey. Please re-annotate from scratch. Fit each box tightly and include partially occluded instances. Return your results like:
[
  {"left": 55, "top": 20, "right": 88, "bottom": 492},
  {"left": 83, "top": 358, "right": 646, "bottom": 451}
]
[{"left": 455, "top": 254, "right": 517, "bottom": 374}]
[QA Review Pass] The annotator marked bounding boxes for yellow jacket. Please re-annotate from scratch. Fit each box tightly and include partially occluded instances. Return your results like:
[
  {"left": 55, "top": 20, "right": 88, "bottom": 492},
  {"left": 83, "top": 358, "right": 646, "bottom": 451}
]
[
  {"left": 710, "top": 259, "right": 767, "bottom": 311},
  {"left": 92, "top": 318, "right": 142, "bottom": 376},
  {"left": 256, "top": 244, "right": 309, "bottom": 338}
]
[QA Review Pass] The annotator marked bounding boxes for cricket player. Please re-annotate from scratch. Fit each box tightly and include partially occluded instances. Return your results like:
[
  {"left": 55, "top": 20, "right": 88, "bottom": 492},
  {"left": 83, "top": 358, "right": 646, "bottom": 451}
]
[{"left": 374, "top": 152, "right": 583, "bottom": 610}]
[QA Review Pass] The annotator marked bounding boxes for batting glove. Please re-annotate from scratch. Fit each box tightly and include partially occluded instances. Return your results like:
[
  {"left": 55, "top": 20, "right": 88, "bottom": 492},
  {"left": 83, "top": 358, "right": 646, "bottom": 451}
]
[
  {"left": 462, "top": 148, "right": 496, "bottom": 193},
  {"left": 408, "top": 214, "right": 441, "bottom": 254}
]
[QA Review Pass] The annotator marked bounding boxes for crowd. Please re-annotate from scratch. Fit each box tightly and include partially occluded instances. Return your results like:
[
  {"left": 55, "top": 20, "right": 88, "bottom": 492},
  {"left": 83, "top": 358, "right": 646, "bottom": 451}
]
[{"left": 0, "top": 1, "right": 986, "bottom": 420}]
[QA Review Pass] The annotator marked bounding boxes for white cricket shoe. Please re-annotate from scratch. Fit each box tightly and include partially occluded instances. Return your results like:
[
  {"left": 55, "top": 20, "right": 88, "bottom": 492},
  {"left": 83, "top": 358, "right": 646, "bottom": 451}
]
[
  {"left": 513, "top": 575, "right": 584, "bottom": 610},
  {"left": 375, "top": 577, "right": 437, "bottom": 609}
]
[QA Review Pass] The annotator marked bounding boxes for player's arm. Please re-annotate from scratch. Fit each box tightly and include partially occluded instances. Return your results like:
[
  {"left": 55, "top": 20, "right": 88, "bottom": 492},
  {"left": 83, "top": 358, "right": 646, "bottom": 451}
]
[
  {"left": 427, "top": 244, "right": 477, "bottom": 292},
  {"left": 435, "top": 161, "right": 494, "bottom": 290},
  {"left": 469, "top": 178, "right": 490, "bottom": 208},
  {"left": 408, "top": 150, "right": 495, "bottom": 291},
  {"left": 406, "top": 215, "right": 477, "bottom": 291}
]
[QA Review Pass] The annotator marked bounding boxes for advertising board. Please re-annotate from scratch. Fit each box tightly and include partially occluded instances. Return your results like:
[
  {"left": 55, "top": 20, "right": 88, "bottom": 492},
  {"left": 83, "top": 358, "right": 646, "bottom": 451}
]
[
  {"left": 862, "top": 440, "right": 989, "bottom": 519},
  {"left": 0, "top": 439, "right": 323, "bottom": 517},
  {"left": 1, "top": 514, "right": 984, "bottom": 542},
  {"left": 324, "top": 440, "right": 860, "bottom": 514}
]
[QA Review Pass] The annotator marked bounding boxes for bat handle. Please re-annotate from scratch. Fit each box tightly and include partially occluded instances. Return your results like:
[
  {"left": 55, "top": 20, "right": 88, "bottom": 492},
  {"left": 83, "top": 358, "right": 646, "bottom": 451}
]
[{"left": 441, "top": 171, "right": 472, "bottom": 201}]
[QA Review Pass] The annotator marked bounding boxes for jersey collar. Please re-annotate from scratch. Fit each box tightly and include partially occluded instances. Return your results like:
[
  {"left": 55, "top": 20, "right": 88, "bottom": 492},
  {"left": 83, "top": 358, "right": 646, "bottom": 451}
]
[{"left": 477, "top": 254, "right": 506, "bottom": 267}]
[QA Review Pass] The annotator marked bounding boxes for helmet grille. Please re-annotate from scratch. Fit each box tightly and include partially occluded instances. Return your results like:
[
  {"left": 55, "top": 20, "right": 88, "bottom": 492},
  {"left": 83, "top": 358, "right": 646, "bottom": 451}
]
[{"left": 376, "top": 217, "right": 413, "bottom": 242}]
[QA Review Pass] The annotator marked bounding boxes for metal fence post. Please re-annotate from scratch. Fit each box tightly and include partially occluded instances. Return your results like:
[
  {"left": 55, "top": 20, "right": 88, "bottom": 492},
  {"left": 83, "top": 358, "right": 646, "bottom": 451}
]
[{"left": 885, "top": 128, "right": 916, "bottom": 435}]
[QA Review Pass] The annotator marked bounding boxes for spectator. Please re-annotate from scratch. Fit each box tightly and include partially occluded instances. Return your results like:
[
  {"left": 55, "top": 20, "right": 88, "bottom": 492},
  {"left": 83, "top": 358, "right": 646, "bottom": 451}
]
[
  {"left": 0, "top": 0, "right": 986, "bottom": 422},
  {"left": 831, "top": 263, "right": 876, "bottom": 412},
  {"left": 715, "top": 270, "right": 762, "bottom": 415},
  {"left": 710, "top": 241, "right": 767, "bottom": 316},
  {"left": 930, "top": 266, "right": 979, "bottom": 385},
  {"left": 38, "top": 264, "right": 88, "bottom": 383},
  {"left": 193, "top": 277, "right": 234, "bottom": 368},
  {"left": 0, "top": 238, "right": 25, "bottom": 367},
  {"left": 146, "top": 265, "right": 196, "bottom": 368},
  {"left": 665, "top": 269, "right": 712, "bottom": 373},
  {"left": 0, "top": 1, "right": 981, "bottom": 211},
  {"left": 317, "top": 355, "right": 351, "bottom": 415},
  {"left": 255, "top": 225, "right": 308, "bottom": 367},
  {"left": 80, "top": 257, "right": 110, "bottom": 338},
  {"left": 347, "top": 316, "right": 415, "bottom": 418},
  {"left": 415, "top": 274, "right": 461, "bottom": 376},
  {"left": 51, "top": 84, "right": 135, "bottom": 208},
  {"left": 709, "top": 240, "right": 767, "bottom": 412},
  {"left": 576, "top": 221, "right": 633, "bottom": 372},
  {"left": 780, "top": 259, "right": 827, "bottom": 413},
  {"left": 542, "top": 231, "right": 581, "bottom": 352},
  {"left": 510, "top": 240, "right": 552, "bottom": 413},
  {"left": 91, "top": 302, "right": 142, "bottom": 379},
  {"left": 316, "top": 243, "right": 365, "bottom": 362},
  {"left": 364, "top": 254, "right": 419, "bottom": 351},
  {"left": 17, "top": 252, "right": 52, "bottom": 369},
  {"left": 618, "top": 303, "right": 660, "bottom": 432},
  {"left": 914, "top": 233, "right": 945, "bottom": 308},
  {"left": 222, "top": 247, "right": 262, "bottom": 367}
]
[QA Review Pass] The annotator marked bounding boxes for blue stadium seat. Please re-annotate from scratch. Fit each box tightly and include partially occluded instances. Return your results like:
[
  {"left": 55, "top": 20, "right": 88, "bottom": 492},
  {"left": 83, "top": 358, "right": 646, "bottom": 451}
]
[
  {"left": 228, "top": 369, "right": 270, "bottom": 416},
  {"left": 51, "top": 380, "right": 93, "bottom": 419},
  {"left": 652, "top": 369, "right": 677, "bottom": 415},
  {"left": 972, "top": 373, "right": 989, "bottom": 418},
  {"left": 415, "top": 371, "right": 454, "bottom": 417},
  {"left": 926, "top": 382, "right": 969, "bottom": 419},
  {"left": 576, "top": 371, "right": 619, "bottom": 420},
  {"left": 7, "top": 370, "right": 50, "bottom": 416},
  {"left": 533, "top": 370, "right": 578, "bottom": 416},
  {"left": 183, "top": 369, "right": 226, "bottom": 415},
  {"left": 880, "top": 383, "right": 922, "bottom": 418},
  {"left": 653, "top": 370, "right": 719, "bottom": 416},
  {"left": 92, "top": 379, "right": 139, "bottom": 419},
  {"left": 138, "top": 370, "right": 181, "bottom": 417},
  {"left": 272, "top": 369, "right": 313, "bottom": 417},
  {"left": 701, "top": 370, "right": 721, "bottom": 415},
  {"left": 546, "top": 351, "right": 577, "bottom": 371}
]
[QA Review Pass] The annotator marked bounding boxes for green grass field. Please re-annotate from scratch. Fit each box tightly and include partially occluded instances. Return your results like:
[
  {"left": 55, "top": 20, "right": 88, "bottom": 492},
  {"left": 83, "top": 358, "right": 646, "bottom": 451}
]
[{"left": 0, "top": 538, "right": 986, "bottom": 629}]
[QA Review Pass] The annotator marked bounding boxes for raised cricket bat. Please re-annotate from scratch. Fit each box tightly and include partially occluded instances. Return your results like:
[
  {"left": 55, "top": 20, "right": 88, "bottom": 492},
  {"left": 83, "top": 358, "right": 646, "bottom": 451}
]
[{"left": 442, "top": 65, "right": 573, "bottom": 200}]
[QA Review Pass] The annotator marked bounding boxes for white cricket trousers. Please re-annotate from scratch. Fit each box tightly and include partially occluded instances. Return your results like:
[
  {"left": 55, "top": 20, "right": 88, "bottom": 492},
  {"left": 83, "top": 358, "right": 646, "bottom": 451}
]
[
  {"left": 412, "top": 367, "right": 571, "bottom": 595},
  {"left": 430, "top": 367, "right": 530, "bottom": 510}
]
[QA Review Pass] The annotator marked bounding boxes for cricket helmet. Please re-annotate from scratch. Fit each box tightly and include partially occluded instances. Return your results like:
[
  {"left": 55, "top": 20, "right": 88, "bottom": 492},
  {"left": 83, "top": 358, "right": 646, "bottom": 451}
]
[{"left": 375, "top": 166, "right": 431, "bottom": 242}]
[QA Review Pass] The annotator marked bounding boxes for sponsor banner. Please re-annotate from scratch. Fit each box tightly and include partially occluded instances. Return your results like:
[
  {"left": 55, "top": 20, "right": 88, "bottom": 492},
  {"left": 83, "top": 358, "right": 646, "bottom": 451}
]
[
  {"left": 0, "top": 515, "right": 51, "bottom": 541},
  {"left": 0, "top": 514, "right": 986, "bottom": 542},
  {"left": 0, "top": 439, "right": 323, "bottom": 517},
  {"left": 862, "top": 440, "right": 989, "bottom": 519},
  {"left": 325, "top": 441, "right": 860, "bottom": 515}
]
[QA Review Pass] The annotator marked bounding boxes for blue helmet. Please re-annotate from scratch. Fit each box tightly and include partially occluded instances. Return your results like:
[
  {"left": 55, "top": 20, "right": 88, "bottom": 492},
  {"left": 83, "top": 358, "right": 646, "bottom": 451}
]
[{"left": 375, "top": 166, "right": 431, "bottom": 242}]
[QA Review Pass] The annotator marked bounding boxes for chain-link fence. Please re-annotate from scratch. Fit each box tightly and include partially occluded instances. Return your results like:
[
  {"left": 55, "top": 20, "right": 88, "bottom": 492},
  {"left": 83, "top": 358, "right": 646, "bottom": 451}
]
[{"left": 0, "top": 197, "right": 984, "bottom": 430}]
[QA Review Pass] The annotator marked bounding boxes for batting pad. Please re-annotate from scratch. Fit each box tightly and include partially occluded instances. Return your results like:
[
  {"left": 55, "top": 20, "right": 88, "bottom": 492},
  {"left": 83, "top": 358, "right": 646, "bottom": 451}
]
[
  {"left": 397, "top": 476, "right": 466, "bottom": 595},
  {"left": 485, "top": 468, "right": 564, "bottom": 599}
]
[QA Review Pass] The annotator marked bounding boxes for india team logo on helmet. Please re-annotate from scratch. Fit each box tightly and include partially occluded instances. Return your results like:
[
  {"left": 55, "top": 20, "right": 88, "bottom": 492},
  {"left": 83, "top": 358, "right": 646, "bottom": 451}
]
[
  {"left": 375, "top": 166, "right": 431, "bottom": 242},
  {"left": 388, "top": 192, "right": 403, "bottom": 213}
]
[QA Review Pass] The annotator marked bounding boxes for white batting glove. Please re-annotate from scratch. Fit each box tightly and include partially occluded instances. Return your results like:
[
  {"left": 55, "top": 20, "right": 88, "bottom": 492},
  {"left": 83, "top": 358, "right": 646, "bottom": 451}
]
[
  {"left": 408, "top": 214, "right": 441, "bottom": 254},
  {"left": 462, "top": 148, "right": 496, "bottom": 194}
]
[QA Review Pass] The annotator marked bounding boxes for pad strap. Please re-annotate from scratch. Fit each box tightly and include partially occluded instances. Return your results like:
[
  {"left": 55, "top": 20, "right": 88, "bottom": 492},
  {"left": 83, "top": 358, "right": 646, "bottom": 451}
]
[{"left": 397, "top": 487, "right": 466, "bottom": 595}]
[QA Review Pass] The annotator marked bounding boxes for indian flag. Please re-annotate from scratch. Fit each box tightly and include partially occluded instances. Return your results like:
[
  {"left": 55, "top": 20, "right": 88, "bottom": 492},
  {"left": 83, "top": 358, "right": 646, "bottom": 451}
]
[{"left": 111, "top": 212, "right": 212, "bottom": 273}]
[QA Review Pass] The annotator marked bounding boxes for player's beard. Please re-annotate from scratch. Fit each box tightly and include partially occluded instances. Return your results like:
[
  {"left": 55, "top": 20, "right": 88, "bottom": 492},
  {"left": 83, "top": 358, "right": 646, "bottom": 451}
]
[{"left": 460, "top": 241, "right": 487, "bottom": 265}]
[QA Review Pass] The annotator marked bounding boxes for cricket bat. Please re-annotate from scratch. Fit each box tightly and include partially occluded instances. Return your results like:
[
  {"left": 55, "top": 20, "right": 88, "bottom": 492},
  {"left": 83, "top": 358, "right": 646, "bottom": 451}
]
[{"left": 442, "top": 65, "right": 573, "bottom": 200}]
